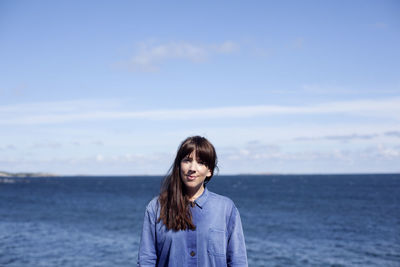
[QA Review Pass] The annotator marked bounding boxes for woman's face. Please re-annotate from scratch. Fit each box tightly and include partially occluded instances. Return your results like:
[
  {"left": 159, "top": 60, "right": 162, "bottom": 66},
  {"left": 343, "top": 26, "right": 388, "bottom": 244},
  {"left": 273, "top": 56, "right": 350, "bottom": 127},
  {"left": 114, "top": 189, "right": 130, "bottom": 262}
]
[{"left": 180, "top": 150, "right": 211, "bottom": 192}]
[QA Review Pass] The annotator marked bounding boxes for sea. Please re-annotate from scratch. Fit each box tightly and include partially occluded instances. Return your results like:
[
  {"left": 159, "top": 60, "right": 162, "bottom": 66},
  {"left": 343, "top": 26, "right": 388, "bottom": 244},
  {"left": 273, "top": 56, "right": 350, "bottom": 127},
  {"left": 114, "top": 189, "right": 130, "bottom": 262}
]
[{"left": 0, "top": 174, "right": 399, "bottom": 267}]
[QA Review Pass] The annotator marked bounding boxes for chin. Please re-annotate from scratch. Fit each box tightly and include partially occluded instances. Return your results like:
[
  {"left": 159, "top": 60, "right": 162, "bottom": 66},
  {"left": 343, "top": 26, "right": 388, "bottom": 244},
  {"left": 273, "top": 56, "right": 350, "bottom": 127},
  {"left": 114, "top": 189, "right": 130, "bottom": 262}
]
[{"left": 184, "top": 181, "right": 201, "bottom": 188}]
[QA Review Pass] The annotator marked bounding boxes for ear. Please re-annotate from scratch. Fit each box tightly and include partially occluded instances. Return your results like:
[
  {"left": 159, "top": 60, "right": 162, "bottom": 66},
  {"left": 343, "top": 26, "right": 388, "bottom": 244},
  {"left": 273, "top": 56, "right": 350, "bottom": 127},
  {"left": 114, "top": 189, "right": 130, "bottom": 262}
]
[{"left": 206, "top": 168, "right": 212, "bottom": 177}]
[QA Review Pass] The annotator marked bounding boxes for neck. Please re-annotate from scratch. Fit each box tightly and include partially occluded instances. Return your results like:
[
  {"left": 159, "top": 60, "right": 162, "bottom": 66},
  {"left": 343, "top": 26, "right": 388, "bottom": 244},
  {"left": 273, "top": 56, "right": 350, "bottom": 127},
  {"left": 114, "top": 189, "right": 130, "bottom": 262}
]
[{"left": 186, "top": 184, "right": 205, "bottom": 202}]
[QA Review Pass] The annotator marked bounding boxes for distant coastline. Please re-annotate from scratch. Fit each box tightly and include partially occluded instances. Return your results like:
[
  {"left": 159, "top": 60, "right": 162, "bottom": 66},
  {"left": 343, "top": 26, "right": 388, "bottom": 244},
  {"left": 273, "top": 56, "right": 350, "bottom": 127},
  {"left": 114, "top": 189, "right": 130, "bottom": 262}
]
[
  {"left": 0, "top": 171, "right": 57, "bottom": 178},
  {"left": 0, "top": 171, "right": 398, "bottom": 178}
]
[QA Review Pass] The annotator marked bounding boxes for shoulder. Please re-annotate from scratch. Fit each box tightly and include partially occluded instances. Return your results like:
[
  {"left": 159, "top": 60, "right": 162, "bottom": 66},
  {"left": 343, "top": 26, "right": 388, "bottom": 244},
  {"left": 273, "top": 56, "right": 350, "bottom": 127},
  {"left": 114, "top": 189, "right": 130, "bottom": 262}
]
[
  {"left": 207, "top": 190, "right": 237, "bottom": 209},
  {"left": 145, "top": 196, "right": 160, "bottom": 214},
  {"left": 206, "top": 190, "right": 242, "bottom": 229}
]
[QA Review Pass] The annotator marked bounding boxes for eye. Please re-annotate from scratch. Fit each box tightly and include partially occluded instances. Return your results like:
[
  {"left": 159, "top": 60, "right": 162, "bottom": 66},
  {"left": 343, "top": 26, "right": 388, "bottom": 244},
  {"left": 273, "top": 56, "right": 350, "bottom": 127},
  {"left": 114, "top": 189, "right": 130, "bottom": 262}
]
[{"left": 182, "top": 157, "right": 192, "bottom": 163}]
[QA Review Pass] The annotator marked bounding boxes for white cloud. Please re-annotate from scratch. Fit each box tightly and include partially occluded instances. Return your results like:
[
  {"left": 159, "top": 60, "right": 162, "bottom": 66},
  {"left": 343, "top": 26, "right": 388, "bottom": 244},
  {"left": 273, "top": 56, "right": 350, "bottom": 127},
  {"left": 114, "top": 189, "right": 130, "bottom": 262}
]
[
  {"left": 92, "top": 141, "right": 104, "bottom": 146},
  {"left": 125, "top": 40, "right": 239, "bottom": 71},
  {"left": 0, "top": 144, "right": 17, "bottom": 151},
  {"left": 212, "top": 41, "right": 238, "bottom": 53},
  {"left": 32, "top": 142, "right": 62, "bottom": 149},
  {"left": 1, "top": 97, "right": 400, "bottom": 125},
  {"left": 375, "top": 144, "right": 400, "bottom": 158},
  {"left": 2, "top": 97, "right": 399, "bottom": 175},
  {"left": 384, "top": 131, "right": 400, "bottom": 138},
  {"left": 0, "top": 152, "right": 175, "bottom": 175},
  {"left": 95, "top": 154, "right": 104, "bottom": 162},
  {"left": 300, "top": 84, "right": 399, "bottom": 95},
  {"left": 218, "top": 142, "right": 400, "bottom": 174},
  {"left": 294, "top": 133, "right": 380, "bottom": 142},
  {"left": 0, "top": 99, "right": 120, "bottom": 114},
  {"left": 2, "top": 136, "right": 399, "bottom": 175}
]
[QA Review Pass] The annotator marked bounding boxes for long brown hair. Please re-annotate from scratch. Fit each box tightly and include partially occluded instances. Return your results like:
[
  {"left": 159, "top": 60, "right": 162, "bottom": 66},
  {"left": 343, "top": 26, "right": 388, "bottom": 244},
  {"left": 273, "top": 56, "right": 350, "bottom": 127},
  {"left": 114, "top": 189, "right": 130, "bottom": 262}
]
[{"left": 158, "top": 136, "right": 218, "bottom": 231}]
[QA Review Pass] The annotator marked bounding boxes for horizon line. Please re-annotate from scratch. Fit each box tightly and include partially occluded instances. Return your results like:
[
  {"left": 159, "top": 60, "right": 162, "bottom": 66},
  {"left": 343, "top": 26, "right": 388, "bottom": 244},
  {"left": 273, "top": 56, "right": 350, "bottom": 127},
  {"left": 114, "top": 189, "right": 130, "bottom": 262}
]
[{"left": 2, "top": 171, "right": 399, "bottom": 178}]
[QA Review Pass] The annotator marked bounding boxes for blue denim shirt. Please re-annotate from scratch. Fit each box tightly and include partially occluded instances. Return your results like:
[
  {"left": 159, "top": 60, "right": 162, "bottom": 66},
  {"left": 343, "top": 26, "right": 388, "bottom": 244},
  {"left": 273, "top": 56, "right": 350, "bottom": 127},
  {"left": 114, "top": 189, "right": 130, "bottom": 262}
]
[{"left": 138, "top": 188, "right": 248, "bottom": 267}]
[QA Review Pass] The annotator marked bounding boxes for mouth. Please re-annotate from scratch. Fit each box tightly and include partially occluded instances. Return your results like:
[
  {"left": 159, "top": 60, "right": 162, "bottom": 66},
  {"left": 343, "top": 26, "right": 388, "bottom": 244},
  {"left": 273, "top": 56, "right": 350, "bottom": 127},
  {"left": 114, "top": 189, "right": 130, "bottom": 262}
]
[{"left": 186, "top": 175, "right": 197, "bottom": 181}]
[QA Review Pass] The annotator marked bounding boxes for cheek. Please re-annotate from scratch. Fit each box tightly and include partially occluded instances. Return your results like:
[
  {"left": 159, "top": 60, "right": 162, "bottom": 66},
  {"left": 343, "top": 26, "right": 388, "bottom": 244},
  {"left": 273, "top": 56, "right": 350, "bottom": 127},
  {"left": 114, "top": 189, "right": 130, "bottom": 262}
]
[
  {"left": 180, "top": 163, "right": 187, "bottom": 173},
  {"left": 201, "top": 167, "right": 210, "bottom": 176}
]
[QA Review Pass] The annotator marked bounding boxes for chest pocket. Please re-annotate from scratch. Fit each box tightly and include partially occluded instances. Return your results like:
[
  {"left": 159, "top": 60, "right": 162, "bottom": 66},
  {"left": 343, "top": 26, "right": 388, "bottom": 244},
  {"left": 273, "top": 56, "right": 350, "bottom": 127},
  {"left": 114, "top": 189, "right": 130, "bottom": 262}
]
[{"left": 207, "top": 228, "right": 226, "bottom": 257}]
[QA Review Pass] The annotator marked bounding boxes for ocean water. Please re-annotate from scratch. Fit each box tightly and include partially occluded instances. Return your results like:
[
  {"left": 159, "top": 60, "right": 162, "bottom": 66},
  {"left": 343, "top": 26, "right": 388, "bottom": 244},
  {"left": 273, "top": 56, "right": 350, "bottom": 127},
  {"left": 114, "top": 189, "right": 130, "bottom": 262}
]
[{"left": 0, "top": 174, "right": 399, "bottom": 266}]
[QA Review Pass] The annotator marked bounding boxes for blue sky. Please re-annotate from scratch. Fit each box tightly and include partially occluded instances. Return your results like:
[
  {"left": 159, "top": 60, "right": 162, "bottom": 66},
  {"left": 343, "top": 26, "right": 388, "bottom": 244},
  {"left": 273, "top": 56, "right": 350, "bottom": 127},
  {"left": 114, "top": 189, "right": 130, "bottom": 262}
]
[{"left": 1, "top": 0, "right": 399, "bottom": 175}]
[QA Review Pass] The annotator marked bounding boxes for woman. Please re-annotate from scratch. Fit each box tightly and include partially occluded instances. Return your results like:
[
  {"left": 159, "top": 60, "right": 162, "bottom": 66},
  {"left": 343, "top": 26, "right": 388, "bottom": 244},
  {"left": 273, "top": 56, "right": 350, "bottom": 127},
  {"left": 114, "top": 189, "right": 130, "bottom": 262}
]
[{"left": 138, "top": 136, "right": 248, "bottom": 267}]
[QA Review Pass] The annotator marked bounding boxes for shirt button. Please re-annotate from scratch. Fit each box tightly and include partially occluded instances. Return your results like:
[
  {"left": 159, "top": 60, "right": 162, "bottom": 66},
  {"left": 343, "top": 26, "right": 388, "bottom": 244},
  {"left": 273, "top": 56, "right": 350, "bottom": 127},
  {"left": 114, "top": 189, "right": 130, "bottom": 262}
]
[{"left": 190, "top": 251, "right": 196, "bottom": 257}]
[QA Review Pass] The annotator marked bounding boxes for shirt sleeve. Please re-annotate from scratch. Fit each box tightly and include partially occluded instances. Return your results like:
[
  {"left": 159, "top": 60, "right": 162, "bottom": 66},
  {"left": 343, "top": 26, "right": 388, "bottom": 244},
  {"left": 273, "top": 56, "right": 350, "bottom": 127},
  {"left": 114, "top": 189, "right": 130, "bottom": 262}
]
[
  {"left": 226, "top": 205, "right": 248, "bottom": 267},
  {"left": 137, "top": 200, "right": 158, "bottom": 267}
]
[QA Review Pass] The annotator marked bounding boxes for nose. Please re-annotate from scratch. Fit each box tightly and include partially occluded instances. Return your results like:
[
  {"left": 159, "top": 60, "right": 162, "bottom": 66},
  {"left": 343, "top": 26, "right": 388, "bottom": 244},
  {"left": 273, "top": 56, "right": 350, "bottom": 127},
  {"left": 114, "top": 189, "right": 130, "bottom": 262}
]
[{"left": 188, "top": 161, "right": 198, "bottom": 172}]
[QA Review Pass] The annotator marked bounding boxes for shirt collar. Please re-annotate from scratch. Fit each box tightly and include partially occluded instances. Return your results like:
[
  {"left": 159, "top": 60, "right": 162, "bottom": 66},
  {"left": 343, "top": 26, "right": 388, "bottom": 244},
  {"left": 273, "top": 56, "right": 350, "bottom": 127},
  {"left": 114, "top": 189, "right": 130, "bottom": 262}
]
[{"left": 194, "top": 187, "right": 209, "bottom": 208}]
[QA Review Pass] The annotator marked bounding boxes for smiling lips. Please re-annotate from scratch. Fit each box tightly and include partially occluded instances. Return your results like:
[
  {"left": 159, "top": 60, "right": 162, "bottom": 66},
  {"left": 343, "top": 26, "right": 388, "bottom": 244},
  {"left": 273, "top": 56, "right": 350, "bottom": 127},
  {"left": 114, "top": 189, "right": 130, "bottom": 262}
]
[{"left": 186, "top": 175, "right": 197, "bottom": 181}]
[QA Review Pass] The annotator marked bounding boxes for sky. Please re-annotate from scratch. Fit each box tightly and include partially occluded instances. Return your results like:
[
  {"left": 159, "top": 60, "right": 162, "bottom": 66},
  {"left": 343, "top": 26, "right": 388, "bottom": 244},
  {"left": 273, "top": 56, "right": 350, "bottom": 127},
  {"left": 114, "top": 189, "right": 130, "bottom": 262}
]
[{"left": 1, "top": 0, "right": 399, "bottom": 175}]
